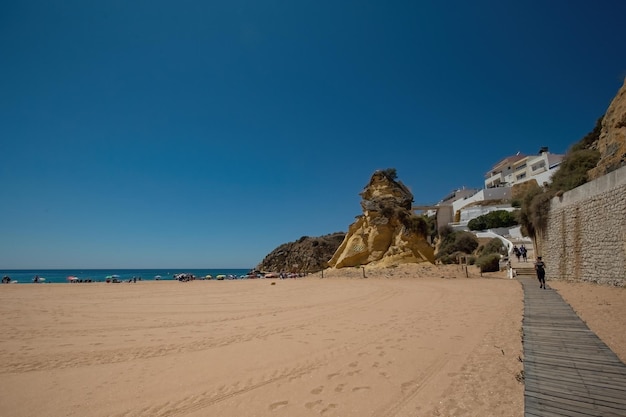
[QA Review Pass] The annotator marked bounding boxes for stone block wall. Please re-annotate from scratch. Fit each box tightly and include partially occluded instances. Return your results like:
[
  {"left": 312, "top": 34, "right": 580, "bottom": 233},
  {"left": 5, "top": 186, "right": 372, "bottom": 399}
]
[{"left": 541, "top": 165, "right": 626, "bottom": 286}]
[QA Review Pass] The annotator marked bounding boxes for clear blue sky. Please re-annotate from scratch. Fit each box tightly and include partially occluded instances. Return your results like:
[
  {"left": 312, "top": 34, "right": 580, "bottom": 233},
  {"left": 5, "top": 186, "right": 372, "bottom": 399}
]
[{"left": 2, "top": 1, "right": 625, "bottom": 269}]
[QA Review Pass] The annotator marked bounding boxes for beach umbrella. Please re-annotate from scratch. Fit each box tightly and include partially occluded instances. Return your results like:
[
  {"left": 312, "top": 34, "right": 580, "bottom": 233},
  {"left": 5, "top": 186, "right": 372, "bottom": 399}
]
[{"left": 67, "top": 276, "right": 79, "bottom": 281}]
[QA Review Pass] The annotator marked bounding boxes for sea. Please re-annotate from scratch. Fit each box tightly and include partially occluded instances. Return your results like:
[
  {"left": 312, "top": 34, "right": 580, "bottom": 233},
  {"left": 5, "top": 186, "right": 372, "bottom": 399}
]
[{"left": 0, "top": 269, "right": 252, "bottom": 284}]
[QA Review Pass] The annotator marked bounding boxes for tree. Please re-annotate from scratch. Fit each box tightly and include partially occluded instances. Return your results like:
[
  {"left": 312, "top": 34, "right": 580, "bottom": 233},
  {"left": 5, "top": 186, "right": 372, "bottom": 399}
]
[
  {"left": 549, "top": 149, "right": 601, "bottom": 193},
  {"left": 436, "top": 231, "right": 478, "bottom": 259},
  {"left": 468, "top": 210, "right": 518, "bottom": 231}
]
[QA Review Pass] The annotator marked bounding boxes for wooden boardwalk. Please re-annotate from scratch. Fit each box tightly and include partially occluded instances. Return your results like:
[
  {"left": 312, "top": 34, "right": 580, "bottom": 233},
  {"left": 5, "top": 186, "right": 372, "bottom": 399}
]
[{"left": 520, "top": 276, "right": 626, "bottom": 416}]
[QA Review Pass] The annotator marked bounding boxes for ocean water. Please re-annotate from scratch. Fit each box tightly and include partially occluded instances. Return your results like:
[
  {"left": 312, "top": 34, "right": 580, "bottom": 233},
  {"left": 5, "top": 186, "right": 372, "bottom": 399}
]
[{"left": 0, "top": 269, "right": 252, "bottom": 284}]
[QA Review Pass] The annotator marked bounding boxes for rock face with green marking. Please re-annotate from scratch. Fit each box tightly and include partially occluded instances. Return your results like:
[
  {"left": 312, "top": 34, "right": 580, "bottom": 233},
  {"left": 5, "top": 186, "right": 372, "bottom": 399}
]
[{"left": 328, "top": 170, "right": 434, "bottom": 269}]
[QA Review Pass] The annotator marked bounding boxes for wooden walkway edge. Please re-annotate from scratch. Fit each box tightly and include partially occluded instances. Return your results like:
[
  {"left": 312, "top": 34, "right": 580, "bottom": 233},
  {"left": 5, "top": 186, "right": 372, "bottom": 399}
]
[{"left": 519, "top": 276, "right": 626, "bottom": 416}]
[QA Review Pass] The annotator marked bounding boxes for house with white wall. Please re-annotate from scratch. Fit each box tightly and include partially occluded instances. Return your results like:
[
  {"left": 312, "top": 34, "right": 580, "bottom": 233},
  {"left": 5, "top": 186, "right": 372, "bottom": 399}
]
[
  {"left": 484, "top": 147, "right": 564, "bottom": 189},
  {"left": 433, "top": 147, "right": 564, "bottom": 235}
]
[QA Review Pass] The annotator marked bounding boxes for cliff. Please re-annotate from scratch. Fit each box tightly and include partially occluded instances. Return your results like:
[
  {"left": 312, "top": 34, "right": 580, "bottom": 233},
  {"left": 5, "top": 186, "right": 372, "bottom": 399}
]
[
  {"left": 588, "top": 78, "right": 626, "bottom": 180},
  {"left": 256, "top": 233, "right": 345, "bottom": 273},
  {"left": 327, "top": 170, "right": 435, "bottom": 268}
]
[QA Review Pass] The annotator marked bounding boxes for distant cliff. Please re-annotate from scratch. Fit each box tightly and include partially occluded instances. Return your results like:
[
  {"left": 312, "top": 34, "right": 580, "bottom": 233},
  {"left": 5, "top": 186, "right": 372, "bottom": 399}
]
[{"left": 256, "top": 233, "right": 345, "bottom": 273}]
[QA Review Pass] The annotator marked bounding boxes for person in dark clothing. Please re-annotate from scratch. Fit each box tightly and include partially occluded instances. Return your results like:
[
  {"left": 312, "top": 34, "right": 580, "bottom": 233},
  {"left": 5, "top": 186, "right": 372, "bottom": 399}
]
[
  {"left": 535, "top": 256, "right": 546, "bottom": 289},
  {"left": 513, "top": 245, "right": 521, "bottom": 262}
]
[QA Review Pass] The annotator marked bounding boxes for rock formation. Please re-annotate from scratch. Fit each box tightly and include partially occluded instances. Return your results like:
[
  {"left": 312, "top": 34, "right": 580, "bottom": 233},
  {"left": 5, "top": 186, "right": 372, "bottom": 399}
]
[
  {"left": 256, "top": 233, "right": 345, "bottom": 273},
  {"left": 328, "top": 169, "right": 435, "bottom": 268},
  {"left": 588, "top": 78, "right": 626, "bottom": 180}
]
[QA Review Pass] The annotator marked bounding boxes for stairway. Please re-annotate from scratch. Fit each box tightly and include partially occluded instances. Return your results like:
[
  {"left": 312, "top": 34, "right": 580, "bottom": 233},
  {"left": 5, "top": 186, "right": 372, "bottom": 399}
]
[
  {"left": 510, "top": 241, "right": 535, "bottom": 277},
  {"left": 514, "top": 266, "right": 535, "bottom": 277}
]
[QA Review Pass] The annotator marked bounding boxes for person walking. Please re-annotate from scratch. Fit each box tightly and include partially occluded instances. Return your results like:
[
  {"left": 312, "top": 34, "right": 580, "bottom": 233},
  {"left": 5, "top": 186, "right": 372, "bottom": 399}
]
[
  {"left": 520, "top": 245, "right": 528, "bottom": 262},
  {"left": 535, "top": 256, "right": 546, "bottom": 289},
  {"left": 513, "top": 245, "right": 521, "bottom": 262}
]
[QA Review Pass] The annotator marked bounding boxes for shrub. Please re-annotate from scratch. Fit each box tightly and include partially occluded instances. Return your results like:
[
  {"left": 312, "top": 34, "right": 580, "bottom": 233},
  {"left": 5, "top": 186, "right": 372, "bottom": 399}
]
[
  {"left": 438, "top": 251, "right": 469, "bottom": 265},
  {"left": 518, "top": 182, "right": 544, "bottom": 238},
  {"left": 476, "top": 253, "right": 501, "bottom": 272},
  {"left": 438, "top": 254, "right": 456, "bottom": 264},
  {"left": 422, "top": 215, "right": 437, "bottom": 242},
  {"left": 570, "top": 116, "right": 603, "bottom": 152},
  {"left": 468, "top": 210, "right": 518, "bottom": 231},
  {"left": 480, "top": 238, "right": 505, "bottom": 256},
  {"left": 436, "top": 231, "right": 478, "bottom": 259},
  {"left": 549, "top": 149, "right": 600, "bottom": 192},
  {"left": 438, "top": 225, "right": 454, "bottom": 239},
  {"left": 381, "top": 168, "right": 398, "bottom": 180},
  {"left": 516, "top": 114, "right": 602, "bottom": 242},
  {"left": 468, "top": 217, "right": 487, "bottom": 231},
  {"left": 402, "top": 214, "right": 428, "bottom": 236}
]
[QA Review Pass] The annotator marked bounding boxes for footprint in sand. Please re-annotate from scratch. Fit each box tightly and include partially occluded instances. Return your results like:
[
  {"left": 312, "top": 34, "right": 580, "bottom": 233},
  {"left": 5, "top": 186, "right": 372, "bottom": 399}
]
[
  {"left": 305, "top": 399, "right": 322, "bottom": 409},
  {"left": 352, "top": 386, "right": 371, "bottom": 392},
  {"left": 334, "top": 383, "right": 345, "bottom": 393},
  {"left": 310, "top": 386, "right": 324, "bottom": 395},
  {"left": 401, "top": 381, "right": 417, "bottom": 392},
  {"left": 269, "top": 401, "right": 288, "bottom": 411}
]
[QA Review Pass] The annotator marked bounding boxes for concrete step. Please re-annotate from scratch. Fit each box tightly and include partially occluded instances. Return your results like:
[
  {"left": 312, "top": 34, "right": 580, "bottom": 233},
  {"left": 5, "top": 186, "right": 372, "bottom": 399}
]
[{"left": 514, "top": 267, "right": 536, "bottom": 276}]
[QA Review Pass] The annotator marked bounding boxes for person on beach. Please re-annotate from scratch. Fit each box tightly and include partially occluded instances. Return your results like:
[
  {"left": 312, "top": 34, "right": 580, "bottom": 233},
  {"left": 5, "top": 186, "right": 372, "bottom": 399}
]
[
  {"left": 520, "top": 245, "right": 528, "bottom": 262},
  {"left": 513, "top": 245, "right": 521, "bottom": 262},
  {"left": 535, "top": 256, "right": 546, "bottom": 289}
]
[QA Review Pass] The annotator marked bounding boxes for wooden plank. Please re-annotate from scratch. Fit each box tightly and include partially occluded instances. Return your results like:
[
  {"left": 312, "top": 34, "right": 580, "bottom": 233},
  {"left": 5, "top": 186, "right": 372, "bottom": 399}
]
[
  {"left": 525, "top": 396, "right": 600, "bottom": 417},
  {"left": 525, "top": 373, "right": 626, "bottom": 395},
  {"left": 526, "top": 379, "right": 626, "bottom": 406},
  {"left": 527, "top": 391, "right": 626, "bottom": 415},
  {"left": 520, "top": 276, "right": 626, "bottom": 417},
  {"left": 525, "top": 379, "right": 626, "bottom": 406},
  {"left": 523, "top": 357, "right": 626, "bottom": 376}
]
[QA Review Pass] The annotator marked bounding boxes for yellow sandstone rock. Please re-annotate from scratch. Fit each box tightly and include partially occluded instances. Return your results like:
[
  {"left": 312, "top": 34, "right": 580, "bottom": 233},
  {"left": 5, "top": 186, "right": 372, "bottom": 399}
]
[{"left": 328, "top": 170, "right": 435, "bottom": 268}]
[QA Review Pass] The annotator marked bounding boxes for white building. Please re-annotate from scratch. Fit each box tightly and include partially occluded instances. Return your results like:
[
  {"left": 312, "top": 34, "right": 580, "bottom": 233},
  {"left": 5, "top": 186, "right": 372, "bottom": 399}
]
[{"left": 484, "top": 147, "right": 564, "bottom": 189}]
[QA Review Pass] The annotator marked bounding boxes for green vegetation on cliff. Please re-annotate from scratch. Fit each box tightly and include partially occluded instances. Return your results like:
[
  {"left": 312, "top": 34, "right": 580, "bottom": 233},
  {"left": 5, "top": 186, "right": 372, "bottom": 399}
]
[{"left": 518, "top": 116, "right": 603, "bottom": 241}]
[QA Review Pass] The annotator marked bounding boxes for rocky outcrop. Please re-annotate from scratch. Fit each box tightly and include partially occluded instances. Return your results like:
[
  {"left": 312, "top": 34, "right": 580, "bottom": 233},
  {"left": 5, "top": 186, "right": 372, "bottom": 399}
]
[
  {"left": 256, "top": 233, "right": 345, "bottom": 273},
  {"left": 588, "top": 78, "right": 626, "bottom": 180},
  {"left": 328, "top": 170, "right": 435, "bottom": 268}
]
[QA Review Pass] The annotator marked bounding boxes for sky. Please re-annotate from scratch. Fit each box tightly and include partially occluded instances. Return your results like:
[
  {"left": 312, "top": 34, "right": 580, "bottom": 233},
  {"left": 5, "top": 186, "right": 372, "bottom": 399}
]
[{"left": 1, "top": 0, "right": 626, "bottom": 269}]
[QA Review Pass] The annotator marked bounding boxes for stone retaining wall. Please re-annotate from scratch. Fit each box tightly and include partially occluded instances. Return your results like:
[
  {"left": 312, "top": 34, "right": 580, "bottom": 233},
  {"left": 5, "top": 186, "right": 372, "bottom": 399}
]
[{"left": 541, "top": 164, "right": 626, "bottom": 286}]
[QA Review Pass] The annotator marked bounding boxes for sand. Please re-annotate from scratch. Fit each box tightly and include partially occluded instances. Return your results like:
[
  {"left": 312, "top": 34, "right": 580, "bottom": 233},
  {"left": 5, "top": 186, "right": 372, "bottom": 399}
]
[{"left": 0, "top": 264, "right": 620, "bottom": 417}]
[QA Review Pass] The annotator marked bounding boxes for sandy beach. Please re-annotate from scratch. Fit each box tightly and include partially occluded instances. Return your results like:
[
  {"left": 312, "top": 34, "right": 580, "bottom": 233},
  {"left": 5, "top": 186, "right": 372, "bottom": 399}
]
[{"left": 0, "top": 265, "right": 622, "bottom": 417}]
